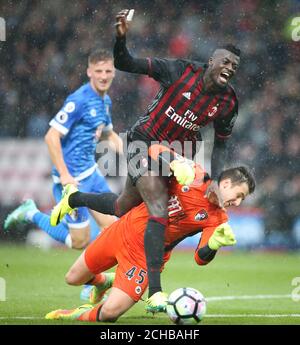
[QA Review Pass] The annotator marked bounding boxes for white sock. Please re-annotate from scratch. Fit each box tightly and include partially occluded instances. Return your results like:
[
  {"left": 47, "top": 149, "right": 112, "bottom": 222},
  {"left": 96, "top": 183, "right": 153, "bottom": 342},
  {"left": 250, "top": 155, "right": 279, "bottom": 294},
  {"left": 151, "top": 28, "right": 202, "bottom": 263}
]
[
  {"left": 64, "top": 234, "right": 72, "bottom": 248},
  {"left": 25, "top": 209, "right": 39, "bottom": 222}
]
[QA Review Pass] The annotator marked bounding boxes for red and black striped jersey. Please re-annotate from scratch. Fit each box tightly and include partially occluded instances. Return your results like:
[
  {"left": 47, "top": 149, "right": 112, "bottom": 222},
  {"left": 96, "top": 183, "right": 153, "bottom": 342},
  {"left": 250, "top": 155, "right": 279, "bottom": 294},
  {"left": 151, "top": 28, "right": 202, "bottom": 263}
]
[{"left": 131, "top": 58, "right": 238, "bottom": 145}]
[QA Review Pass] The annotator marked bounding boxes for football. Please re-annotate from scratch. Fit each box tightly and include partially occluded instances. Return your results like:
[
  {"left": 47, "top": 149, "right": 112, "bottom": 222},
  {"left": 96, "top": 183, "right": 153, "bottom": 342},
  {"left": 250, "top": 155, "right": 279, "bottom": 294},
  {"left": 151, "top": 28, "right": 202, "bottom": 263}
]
[{"left": 166, "top": 287, "right": 207, "bottom": 325}]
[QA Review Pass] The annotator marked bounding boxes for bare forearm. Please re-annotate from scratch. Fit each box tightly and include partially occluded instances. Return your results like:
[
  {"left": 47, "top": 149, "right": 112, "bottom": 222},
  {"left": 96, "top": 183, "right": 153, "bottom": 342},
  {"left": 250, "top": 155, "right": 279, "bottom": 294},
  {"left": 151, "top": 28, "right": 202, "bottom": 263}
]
[
  {"left": 101, "top": 131, "right": 123, "bottom": 154},
  {"left": 109, "top": 131, "right": 123, "bottom": 154},
  {"left": 45, "top": 132, "right": 69, "bottom": 176}
]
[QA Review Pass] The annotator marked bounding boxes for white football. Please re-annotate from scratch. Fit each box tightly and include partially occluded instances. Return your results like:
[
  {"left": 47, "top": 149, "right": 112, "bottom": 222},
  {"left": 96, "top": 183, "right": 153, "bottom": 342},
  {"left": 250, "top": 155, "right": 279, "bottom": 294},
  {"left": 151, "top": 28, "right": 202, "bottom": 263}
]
[{"left": 166, "top": 287, "right": 207, "bottom": 325}]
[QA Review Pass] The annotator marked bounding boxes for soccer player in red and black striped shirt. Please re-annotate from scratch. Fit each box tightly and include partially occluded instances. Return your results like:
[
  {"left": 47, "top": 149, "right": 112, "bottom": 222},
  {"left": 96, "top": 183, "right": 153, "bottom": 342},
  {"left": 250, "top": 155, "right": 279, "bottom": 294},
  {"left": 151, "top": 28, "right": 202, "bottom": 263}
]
[{"left": 65, "top": 9, "right": 241, "bottom": 311}]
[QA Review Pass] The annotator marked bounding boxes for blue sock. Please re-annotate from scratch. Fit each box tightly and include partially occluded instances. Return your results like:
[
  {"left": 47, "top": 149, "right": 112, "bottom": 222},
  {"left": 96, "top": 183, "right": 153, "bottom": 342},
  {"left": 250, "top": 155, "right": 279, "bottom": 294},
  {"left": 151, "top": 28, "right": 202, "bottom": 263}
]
[{"left": 32, "top": 212, "right": 69, "bottom": 244}]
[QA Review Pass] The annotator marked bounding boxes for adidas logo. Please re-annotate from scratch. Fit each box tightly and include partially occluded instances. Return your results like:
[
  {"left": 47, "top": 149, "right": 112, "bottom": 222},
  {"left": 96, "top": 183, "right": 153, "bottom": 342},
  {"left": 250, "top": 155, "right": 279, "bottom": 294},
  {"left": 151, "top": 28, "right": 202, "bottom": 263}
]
[{"left": 182, "top": 92, "right": 191, "bottom": 100}]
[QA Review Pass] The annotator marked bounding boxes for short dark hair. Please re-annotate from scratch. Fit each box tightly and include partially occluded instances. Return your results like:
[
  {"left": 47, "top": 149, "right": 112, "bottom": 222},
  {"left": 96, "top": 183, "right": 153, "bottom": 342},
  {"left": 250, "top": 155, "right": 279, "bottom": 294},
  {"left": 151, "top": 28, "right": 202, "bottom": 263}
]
[
  {"left": 221, "top": 44, "right": 241, "bottom": 57},
  {"left": 218, "top": 166, "right": 255, "bottom": 194},
  {"left": 88, "top": 49, "right": 113, "bottom": 65}
]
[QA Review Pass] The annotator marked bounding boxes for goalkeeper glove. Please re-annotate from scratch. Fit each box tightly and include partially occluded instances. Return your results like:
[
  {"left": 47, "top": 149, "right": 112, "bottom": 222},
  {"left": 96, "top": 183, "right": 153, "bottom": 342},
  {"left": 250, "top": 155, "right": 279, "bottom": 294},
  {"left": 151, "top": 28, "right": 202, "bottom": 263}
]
[
  {"left": 169, "top": 159, "right": 195, "bottom": 185},
  {"left": 208, "top": 223, "right": 237, "bottom": 250},
  {"left": 145, "top": 291, "right": 168, "bottom": 314}
]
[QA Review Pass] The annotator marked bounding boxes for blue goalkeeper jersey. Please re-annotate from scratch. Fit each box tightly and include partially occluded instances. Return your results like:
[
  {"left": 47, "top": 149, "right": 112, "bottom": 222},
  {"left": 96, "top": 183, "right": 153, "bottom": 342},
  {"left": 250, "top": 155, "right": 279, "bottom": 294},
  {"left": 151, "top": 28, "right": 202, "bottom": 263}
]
[{"left": 49, "top": 82, "right": 113, "bottom": 181}]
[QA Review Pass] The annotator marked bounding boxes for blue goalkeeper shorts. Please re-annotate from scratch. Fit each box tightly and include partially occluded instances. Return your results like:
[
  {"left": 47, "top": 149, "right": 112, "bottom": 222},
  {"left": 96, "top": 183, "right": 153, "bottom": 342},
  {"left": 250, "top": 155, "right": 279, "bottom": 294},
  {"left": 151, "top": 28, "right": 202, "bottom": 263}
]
[{"left": 52, "top": 168, "right": 111, "bottom": 229}]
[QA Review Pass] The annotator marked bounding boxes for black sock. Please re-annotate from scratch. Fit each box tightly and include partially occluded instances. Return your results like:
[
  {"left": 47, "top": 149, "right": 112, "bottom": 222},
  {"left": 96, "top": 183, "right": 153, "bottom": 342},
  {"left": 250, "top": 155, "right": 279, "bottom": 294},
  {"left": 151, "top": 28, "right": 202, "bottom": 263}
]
[
  {"left": 69, "top": 192, "right": 118, "bottom": 215},
  {"left": 144, "top": 217, "right": 167, "bottom": 297}
]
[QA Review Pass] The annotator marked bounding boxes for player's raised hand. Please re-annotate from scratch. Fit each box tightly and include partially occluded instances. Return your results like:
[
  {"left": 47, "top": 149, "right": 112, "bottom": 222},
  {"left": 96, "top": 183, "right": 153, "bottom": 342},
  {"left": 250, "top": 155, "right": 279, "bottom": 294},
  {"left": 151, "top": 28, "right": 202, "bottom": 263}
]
[
  {"left": 170, "top": 158, "right": 195, "bottom": 186},
  {"left": 115, "top": 9, "right": 131, "bottom": 37}
]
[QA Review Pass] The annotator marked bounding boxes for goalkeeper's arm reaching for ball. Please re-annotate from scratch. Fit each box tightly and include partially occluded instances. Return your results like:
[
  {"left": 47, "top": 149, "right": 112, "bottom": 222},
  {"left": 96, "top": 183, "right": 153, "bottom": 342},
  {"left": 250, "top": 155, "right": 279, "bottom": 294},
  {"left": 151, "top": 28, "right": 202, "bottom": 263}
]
[{"left": 194, "top": 223, "right": 236, "bottom": 266}]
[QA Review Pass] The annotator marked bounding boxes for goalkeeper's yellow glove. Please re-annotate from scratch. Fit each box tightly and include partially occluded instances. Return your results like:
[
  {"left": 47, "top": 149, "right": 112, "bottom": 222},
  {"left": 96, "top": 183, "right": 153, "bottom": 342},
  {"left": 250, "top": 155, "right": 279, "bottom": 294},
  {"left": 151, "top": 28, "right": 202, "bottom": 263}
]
[
  {"left": 208, "top": 223, "right": 237, "bottom": 250},
  {"left": 169, "top": 159, "right": 195, "bottom": 185}
]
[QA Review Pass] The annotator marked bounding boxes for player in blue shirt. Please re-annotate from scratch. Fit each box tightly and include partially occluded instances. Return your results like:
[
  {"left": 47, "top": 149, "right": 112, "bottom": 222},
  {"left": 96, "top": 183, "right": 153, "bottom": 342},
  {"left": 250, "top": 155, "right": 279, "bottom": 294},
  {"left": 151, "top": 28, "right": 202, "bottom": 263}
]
[{"left": 5, "top": 49, "right": 122, "bottom": 251}]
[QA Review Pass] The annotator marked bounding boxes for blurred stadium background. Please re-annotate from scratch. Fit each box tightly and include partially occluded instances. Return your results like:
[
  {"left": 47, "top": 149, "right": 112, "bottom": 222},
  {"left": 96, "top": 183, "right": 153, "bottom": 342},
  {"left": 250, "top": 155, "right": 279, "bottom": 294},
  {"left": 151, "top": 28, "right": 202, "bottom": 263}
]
[{"left": 1, "top": 0, "right": 299, "bottom": 249}]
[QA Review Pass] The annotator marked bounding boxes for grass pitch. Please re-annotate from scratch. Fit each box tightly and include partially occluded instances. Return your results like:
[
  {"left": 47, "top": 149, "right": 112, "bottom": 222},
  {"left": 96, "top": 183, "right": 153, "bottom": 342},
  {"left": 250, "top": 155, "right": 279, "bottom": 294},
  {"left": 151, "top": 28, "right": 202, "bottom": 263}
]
[{"left": 0, "top": 244, "right": 299, "bottom": 325}]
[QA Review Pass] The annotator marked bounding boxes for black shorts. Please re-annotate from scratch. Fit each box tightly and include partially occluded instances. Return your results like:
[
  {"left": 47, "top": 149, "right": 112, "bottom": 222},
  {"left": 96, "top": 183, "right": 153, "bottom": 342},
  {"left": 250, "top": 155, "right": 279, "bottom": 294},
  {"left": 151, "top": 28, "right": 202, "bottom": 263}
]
[
  {"left": 126, "top": 130, "right": 203, "bottom": 185},
  {"left": 126, "top": 131, "right": 156, "bottom": 185},
  {"left": 127, "top": 141, "right": 149, "bottom": 185}
]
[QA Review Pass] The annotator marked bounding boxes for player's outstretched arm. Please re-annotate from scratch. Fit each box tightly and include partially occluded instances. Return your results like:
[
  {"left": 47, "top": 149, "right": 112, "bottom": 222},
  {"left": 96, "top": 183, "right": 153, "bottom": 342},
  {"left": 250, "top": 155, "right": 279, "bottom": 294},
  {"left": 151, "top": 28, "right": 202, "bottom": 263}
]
[
  {"left": 113, "top": 9, "right": 149, "bottom": 74},
  {"left": 194, "top": 223, "right": 236, "bottom": 265},
  {"left": 100, "top": 130, "right": 123, "bottom": 155},
  {"left": 44, "top": 127, "right": 78, "bottom": 186}
]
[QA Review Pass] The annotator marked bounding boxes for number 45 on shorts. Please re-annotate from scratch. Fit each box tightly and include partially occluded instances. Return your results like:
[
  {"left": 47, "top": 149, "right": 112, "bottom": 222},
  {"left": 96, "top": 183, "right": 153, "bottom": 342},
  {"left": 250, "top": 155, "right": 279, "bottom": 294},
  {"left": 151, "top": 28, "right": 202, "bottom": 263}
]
[{"left": 125, "top": 266, "right": 147, "bottom": 284}]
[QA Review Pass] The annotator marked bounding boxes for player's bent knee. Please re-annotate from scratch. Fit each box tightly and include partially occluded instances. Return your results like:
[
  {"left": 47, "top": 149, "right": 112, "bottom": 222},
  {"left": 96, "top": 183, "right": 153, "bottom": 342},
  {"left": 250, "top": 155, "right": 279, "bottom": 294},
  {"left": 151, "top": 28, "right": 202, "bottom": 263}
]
[
  {"left": 71, "top": 239, "right": 89, "bottom": 250},
  {"left": 70, "top": 234, "right": 90, "bottom": 250},
  {"left": 65, "top": 268, "right": 81, "bottom": 286},
  {"left": 100, "top": 304, "right": 122, "bottom": 322}
]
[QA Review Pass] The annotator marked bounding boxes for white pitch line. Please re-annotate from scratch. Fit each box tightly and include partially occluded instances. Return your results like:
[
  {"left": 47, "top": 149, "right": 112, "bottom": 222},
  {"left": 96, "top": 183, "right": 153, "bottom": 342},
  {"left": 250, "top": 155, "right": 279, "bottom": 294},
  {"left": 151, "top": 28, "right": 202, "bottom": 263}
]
[
  {"left": 205, "top": 294, "right": 299, "bottom": 318},
  {"left": 1, "top": 314, "right": 300, "bottom": 320},
  {"left": 206, "top": 294, "right": 292, "bottom": 302},
  {"left": 0, "top": 316, "right": 40, "bottom": 320},
  {"left": 0, "top": 294, "right": 297, "bottom": 320},
  {"left": 205, "top": 314, "right": 300, "bottom": 318}
]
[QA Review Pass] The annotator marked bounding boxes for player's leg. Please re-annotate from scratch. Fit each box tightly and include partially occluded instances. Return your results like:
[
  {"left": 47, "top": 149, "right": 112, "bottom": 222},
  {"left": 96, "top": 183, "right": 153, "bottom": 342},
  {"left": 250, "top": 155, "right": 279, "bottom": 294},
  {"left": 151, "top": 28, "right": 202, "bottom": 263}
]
[
  {"left": 67, "top": 175, "right": 142, "bottom": 217},
  {"left": 63, "top": 194, "right": 91, "bottom": 249},
  {"left": 48, "top": 247, "right": 148, "bottom": 322},
  {"left": 88, "top": 168, "right": 118, "bottom": 232},
  {"left": 136, "top": 173, "right": 169, "bottom": 298},
  {"left": 65, "top": 251, "right": 94, "bottom": 285},
  {"left": 67, "top": 212, "right": 117, "bottom": 301},
  {"left": 68, "top": 223, "right": 90, "bottom": 249},
  {"left": 45, "top": 219, "right": 123, "bottom": 321},
  {"left": 65, "top": 249, "right": 115, "bottom": 295},
  {"left": 78, "top": 287, "right": 136, "bottom": 322},
  {"left": 123, "top": 141, "right": 169, "bottom": 298},
  {"left": 58, "top": 141, "right": 147, "bottom": 218},
  {"left": 4, "top": 197, "right": 70, "bottom": 246},
  {"left": 73, "top": 253, "right": 150, "bottom": 322},
  {"left": 90, "top": 210, "right": 117, "bottom": 229},
  {"left": 46, "top": 287, "right": 135, "bottom": 323},
  {"left": 64, "top": 172, "right": 106, "bottom": 249}
]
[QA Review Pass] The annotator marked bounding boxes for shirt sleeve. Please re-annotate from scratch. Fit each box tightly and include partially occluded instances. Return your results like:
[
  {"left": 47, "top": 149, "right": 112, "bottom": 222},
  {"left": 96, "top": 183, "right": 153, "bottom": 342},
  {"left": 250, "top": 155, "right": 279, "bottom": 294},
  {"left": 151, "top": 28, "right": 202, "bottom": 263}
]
[
  {"left": 193, "top": 226, "right": 216, "bottom": 265},
  {"left": 148, "top": 58, "right": 190, "bottom": 87},
  {"left": 102, "top": 98, "right": 113, "bottom": 132},
  {"left": 194, "top": 208, "right": 229, "bottom": 265},
  {"left": 114, "top": 37, "right": 189, "bottom": 87},
  {"left": 213, "top": 99, "right": 238, "bottom": 140},
  {"left": 49, "top": 97, "right": 83, "bottom": 136},
  {"left": 196, "top": 226, "right": 216, "bottom": 250}
]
